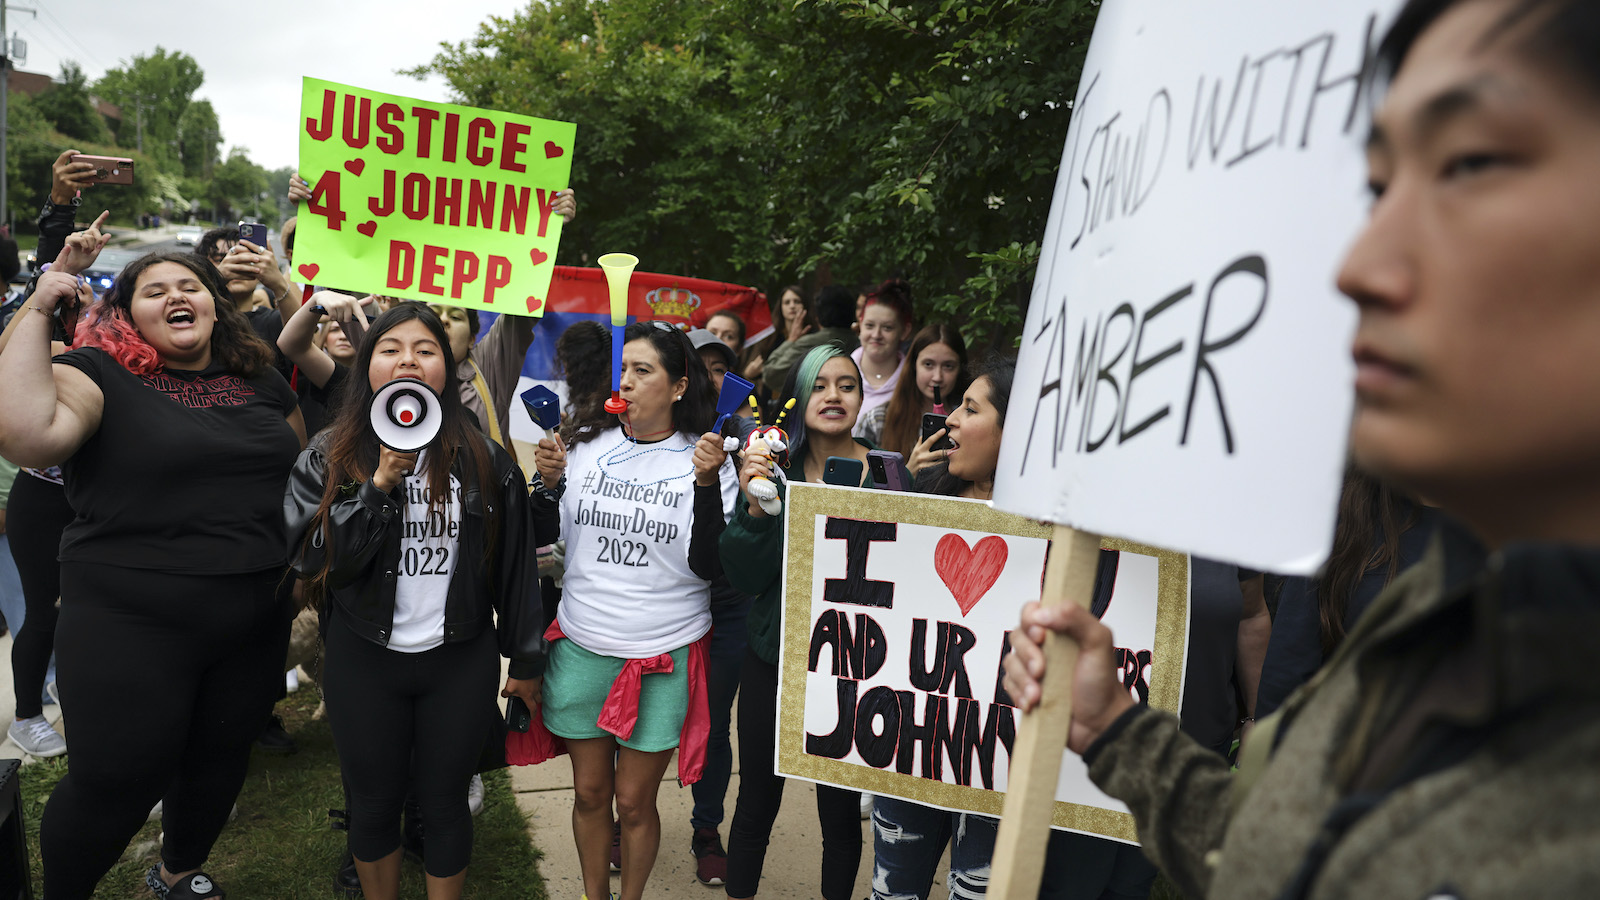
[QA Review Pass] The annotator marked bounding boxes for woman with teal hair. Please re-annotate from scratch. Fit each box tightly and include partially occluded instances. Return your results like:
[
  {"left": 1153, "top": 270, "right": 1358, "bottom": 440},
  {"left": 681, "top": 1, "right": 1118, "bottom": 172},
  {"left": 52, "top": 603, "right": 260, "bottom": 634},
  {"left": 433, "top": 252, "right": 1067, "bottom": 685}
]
[{"left": 719, "top": 343, "right": 875, "bottom": 900}]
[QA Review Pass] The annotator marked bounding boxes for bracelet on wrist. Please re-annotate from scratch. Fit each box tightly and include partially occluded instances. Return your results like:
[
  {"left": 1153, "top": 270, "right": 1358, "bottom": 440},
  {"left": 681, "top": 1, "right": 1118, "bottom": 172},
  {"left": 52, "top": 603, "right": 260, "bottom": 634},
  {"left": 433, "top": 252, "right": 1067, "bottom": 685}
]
[{"left": 529, "top": 470, "right": 565, "bottom": 503}]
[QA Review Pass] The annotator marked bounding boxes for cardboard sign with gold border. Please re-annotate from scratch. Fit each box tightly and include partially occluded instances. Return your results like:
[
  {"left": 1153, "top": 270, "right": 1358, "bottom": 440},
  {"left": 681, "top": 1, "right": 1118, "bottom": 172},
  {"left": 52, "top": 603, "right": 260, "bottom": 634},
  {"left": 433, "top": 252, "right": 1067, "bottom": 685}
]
[{"left": 776, "top": 483, "right": 1189, "bottom": 842}]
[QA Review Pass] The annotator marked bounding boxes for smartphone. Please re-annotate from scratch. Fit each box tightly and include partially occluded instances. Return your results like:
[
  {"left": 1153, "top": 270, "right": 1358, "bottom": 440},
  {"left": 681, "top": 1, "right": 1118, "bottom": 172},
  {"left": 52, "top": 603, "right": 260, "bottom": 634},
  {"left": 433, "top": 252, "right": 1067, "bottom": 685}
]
[
  {"left": 921, "top": 413, "right": 952, "bottom": 451},
  {"left": 71, "top": 155, "right": 134, "bottom": 185},
  {"left": 867, "top": 449, "right": 911, "bottom": 491},
  {"left": 822, "top": 456, "right": 864, "bottom": 487},
  {"left": 238, "top": 221, "right": 269, "bottom": 247},
  {"left": 504, "top": 696, "right": 532, "bottom": 733}
]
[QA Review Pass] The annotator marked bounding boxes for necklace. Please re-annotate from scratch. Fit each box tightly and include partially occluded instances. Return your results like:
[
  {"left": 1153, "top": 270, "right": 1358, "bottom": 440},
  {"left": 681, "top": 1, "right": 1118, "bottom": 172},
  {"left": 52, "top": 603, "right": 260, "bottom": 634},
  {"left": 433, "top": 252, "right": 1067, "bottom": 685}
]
[
  {"left": 861, "top": 352, "right": 898, "bottom": 384},
  {"left": 596, "top": 434, "right": 694, "bottom": 487}
]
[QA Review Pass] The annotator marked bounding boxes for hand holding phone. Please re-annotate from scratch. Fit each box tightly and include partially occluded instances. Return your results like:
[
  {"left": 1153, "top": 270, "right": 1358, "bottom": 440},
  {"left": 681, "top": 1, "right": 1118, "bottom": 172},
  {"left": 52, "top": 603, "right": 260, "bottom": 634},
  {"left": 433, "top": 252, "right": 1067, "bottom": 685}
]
[
  {"left": 921, "top": 413, "right": 952, "bottom": 451},
  {"left": 70, "top": 155, "right": 134, "bottom": 185},
  {"left": 505, "top": 696, "right": 532, "bottom": 733},
  {"left": 238, "top": 221, "right": 269, "bottom": 248}
]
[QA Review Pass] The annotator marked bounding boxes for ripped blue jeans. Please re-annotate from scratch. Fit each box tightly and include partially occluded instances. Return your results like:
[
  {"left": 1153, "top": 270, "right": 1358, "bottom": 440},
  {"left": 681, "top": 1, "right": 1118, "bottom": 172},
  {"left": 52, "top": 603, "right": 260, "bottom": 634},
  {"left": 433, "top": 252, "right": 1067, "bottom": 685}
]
[
  {"left": 870, "top": 797, "right": 996, "bottom": 899},
  {"left": 870, "top": 796, "right": 1159, "bottom": 900}
]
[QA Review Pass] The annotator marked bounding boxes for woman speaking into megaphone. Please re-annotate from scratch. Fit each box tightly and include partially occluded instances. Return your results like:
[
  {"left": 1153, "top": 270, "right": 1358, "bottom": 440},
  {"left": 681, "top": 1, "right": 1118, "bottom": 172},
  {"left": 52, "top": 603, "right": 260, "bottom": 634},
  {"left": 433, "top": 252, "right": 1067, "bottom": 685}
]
[{"left": 284, "top": 302, "right": 553, "bottom": 895}]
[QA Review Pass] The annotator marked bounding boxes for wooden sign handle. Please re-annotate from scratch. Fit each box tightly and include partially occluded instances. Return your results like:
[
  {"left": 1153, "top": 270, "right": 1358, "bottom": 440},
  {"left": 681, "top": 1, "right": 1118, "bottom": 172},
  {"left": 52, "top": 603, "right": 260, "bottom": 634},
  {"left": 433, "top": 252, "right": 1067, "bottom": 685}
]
[{"left": 989, "top": 524, "right": 1103, "bottom": 899}]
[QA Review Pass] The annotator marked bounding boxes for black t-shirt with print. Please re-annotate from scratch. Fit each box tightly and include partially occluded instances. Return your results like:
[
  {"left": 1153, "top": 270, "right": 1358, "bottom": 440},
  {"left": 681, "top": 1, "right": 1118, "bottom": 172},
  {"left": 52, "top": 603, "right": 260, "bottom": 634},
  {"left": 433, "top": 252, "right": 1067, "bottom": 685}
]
[{"left": 54, "top": 347, "right": 301, "bottom": 573}]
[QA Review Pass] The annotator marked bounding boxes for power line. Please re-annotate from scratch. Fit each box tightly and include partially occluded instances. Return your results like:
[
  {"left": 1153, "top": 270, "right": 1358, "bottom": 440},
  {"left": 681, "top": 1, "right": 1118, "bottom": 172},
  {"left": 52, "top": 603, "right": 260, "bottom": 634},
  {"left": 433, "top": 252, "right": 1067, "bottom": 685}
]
[
  {"left": 37, "top": 6, "right": 106, "bottom": 71},
  {"left": 10, "top": 20, "right": 75, "bottom": 72},
  {"left": 17, "top": 11, "right": 102, "bottom": 73}
]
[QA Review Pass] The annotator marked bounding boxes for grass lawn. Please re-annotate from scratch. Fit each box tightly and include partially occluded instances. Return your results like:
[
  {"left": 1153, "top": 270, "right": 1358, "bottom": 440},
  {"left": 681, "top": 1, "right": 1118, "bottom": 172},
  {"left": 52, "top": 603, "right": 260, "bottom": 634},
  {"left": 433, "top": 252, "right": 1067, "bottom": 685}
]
[{"left": 17, "top": 686, "right": 547, "bottom": 899}]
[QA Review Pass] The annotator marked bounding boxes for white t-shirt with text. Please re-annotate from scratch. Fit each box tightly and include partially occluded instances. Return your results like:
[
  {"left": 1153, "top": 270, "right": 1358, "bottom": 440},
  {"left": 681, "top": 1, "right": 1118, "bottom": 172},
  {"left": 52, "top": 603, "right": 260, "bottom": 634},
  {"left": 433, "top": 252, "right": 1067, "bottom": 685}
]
[
  {"left": 389, "top": 454, "right": 462, "bottom": 653},
  {"left": 558, "top": 427, "right": 737, "bottom": 657}
]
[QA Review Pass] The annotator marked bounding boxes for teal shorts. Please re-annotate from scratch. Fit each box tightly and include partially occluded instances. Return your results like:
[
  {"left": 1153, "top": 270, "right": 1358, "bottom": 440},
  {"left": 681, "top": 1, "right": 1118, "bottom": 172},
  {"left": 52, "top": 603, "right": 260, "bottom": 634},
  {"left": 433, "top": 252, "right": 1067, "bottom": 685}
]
[{"left": 542, "top": 638, "right": 690, "bottom": 753}]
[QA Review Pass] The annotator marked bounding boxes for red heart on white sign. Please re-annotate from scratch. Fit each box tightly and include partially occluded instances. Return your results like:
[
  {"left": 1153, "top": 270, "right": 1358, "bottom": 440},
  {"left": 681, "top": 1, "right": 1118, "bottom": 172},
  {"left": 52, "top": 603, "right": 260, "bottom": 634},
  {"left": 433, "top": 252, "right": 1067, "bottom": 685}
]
[{"left": 934, "top": 534, "right": 1008, "bottom": 617}]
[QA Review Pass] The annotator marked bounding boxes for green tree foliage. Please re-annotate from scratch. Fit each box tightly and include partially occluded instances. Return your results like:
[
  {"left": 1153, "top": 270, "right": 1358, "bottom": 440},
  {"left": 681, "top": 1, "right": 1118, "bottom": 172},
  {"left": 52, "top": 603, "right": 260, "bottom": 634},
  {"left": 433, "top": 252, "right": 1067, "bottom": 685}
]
[
  {"left": 209, "top": 148, "right": 270, "bottom": 222},
  {"left": 177, "top": 99, "right": 222, "bottom": 178},
  {"left": 4, "top": 90, "right": 160, "bottom": 228},
  {"left": 33, "top": 62, "right": 112, "bottom": 145},
  {"left": 2, "top": 49, "right": 276, "bottom": 232},
  {"left": 93, "top": 47, "right": 204, "bottom": 169},
  {"left": 413, "top": 0, "right": 1098, "bottom": 346}
]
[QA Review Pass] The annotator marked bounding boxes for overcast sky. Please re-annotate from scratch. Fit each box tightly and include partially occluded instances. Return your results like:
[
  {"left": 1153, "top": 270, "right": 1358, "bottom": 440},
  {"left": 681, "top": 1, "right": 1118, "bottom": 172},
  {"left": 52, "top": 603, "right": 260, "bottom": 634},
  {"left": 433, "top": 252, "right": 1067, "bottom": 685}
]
[{"left": 11, "top": 0, "right": 522, "bottom": 172}]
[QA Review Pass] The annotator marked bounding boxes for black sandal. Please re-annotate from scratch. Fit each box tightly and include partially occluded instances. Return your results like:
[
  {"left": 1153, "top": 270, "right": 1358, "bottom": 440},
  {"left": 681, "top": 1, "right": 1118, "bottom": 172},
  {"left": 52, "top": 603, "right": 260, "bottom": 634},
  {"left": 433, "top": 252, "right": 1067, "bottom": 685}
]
[{"left": 145, "top": 865, "right": 226, "bottom": 900}]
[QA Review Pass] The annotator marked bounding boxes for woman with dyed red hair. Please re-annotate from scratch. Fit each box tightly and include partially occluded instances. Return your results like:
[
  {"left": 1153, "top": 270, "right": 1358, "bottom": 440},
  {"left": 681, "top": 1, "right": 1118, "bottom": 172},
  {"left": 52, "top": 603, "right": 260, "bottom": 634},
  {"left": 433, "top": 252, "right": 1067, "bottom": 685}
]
[{"left": 0, "top": 227, "right": 305, "bottom": 900}]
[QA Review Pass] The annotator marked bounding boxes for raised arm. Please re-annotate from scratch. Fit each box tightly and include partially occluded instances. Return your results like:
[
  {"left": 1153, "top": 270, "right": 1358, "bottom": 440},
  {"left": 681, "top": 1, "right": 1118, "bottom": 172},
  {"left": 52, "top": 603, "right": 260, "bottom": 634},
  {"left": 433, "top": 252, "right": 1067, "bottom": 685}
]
[
  {"left": 278, "top": 291, "right": 367, "bottom": 389},
  {"left": 0, "top": 270, "right": 104, "bottom": 466},
  {"left": 35, "top": 151, "right": 98, "bottom": 266}
]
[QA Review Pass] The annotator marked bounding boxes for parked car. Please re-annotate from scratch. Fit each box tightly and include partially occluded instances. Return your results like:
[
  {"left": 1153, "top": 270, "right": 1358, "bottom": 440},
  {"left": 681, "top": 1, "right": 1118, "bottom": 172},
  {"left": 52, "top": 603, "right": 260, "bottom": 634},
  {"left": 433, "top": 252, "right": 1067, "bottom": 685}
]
[{"left": 82, "top": 248, "right": 143, "bottom": 294}]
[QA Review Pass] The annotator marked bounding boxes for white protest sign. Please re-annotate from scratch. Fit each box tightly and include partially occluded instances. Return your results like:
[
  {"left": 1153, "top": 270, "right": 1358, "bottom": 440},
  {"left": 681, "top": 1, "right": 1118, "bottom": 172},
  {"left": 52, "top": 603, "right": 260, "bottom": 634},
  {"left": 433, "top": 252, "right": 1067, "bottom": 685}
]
[
  {"left": 995, "top": 1, "right": 1399, "bottom": 574},
  {"left": 774, "top": 485, "right": 1189, "bottom": 841}
]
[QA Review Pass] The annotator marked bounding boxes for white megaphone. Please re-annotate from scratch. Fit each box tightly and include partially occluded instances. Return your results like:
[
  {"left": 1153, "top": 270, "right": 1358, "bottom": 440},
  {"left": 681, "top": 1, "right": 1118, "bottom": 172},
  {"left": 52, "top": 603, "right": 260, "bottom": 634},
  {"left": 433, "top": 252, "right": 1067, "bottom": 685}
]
[{"left": 370, "top": 379, "right": 444, "bottom": 452}]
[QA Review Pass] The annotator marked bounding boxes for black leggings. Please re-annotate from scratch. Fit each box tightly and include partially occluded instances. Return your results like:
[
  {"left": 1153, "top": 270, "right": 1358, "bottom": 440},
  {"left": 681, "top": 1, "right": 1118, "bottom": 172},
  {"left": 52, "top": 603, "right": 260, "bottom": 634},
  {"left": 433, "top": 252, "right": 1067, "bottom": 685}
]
[
  {"left": 726, "top": 650, "right": 861, "bottom": 900},
  {"left": 322, "top": 611, "right": 499, "bottom": 878},
  {"left": 7, "top": 473, "right": 70, "bottom": 720},
  {"left": 41, "top": 562, "right": 289, "bottom": 899}
]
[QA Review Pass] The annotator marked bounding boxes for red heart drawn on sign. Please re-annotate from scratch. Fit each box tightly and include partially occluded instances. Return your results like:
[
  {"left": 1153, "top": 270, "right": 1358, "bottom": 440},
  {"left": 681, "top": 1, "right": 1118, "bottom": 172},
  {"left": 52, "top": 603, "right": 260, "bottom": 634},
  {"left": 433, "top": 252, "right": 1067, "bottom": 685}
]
[
  {"left": 297, "top": 263, "right": 320, "bottom": 282},
  {"left": 526, "top": 296, "right": 543, "bottom": 314},
  {"left": 356, "top": 220, "right": 377, "bottom": 238},
  {"left": 343, "top": 159, "right": 365, "bottom": 177},
  {"left": 529, "top": 248, "right": 549, "bottom": 266},
  {"left": 544, "top": 141, "right": 564, "bottom": 159},
  {"left": 934, "top": 534, "right": 1008, "bottom": 617}
]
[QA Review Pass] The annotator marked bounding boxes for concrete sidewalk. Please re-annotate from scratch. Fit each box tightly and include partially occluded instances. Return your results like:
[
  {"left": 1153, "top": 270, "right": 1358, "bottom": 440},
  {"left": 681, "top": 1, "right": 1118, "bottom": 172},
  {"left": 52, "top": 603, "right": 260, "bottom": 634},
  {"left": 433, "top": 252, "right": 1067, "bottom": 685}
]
[{"left": 509, "top": 700, "right": 958, "bottom": 899}]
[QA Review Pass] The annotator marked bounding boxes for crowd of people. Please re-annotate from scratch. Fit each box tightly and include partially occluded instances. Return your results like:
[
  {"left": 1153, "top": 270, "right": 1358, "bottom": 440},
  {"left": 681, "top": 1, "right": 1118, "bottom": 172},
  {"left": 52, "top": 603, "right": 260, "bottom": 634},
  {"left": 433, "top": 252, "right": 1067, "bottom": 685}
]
[{"left": 0, "top": 0, "right": 1594, "bottom": 897}]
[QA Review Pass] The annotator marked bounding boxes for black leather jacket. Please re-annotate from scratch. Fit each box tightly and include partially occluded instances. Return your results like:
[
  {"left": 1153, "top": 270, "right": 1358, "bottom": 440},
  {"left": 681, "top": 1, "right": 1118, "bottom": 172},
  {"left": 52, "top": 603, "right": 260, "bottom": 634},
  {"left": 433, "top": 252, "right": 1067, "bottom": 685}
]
[{"left": 284, "top": 433, "right": 554, "bottom": 679}]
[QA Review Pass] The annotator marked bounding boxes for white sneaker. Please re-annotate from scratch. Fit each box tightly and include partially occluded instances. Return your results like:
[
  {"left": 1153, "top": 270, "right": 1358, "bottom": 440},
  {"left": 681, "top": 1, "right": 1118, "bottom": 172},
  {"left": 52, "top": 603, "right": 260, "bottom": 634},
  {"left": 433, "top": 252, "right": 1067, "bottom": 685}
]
[
  {"left": 285, "top": 668, "right": 299, "bottom": 693},
  {"left": 860, "top": 792, "right": 873, "bottom": 820},
  {"left": 468, "top": 773, "right": 485, "bottom": 816},
  {"left": 9, "top": 715, "right": 66, "bottom": 758}
]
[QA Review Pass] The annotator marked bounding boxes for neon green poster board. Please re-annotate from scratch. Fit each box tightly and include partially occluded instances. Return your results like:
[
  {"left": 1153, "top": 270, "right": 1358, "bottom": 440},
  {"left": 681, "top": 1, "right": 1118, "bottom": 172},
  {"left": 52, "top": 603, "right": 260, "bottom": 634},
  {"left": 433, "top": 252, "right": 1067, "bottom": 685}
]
[{"left": 295, "top": 77, "right": 576, "bottom": 316}]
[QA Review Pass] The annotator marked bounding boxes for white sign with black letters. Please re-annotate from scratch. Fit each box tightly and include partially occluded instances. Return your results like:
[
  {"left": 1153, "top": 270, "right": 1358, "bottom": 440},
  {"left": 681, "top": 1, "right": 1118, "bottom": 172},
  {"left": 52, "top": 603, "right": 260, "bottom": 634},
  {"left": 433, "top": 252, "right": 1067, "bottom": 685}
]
[{"left": 995, "top": 0, "right": 1399, "bottom": 574}]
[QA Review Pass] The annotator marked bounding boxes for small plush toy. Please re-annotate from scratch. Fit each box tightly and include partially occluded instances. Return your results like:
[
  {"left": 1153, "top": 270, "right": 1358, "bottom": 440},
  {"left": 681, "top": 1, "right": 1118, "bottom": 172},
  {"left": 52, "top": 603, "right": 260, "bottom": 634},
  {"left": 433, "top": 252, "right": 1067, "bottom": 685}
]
[{"left": 741, "top": 426, "right": 790, "bottom": 516}]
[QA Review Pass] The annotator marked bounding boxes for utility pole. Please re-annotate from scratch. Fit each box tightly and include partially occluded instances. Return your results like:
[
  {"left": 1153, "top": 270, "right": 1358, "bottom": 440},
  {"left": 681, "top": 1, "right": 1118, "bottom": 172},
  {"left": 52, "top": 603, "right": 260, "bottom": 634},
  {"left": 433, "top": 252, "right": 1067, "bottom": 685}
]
[{"left": 0, "top": 3, "right": 37, "bottom": 227}]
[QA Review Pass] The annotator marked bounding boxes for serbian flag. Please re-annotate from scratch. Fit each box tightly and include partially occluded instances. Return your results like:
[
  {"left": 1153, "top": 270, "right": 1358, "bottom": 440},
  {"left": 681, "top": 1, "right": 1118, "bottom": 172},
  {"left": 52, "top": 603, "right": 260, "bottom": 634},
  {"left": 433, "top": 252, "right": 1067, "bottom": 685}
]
[{"left": 481, "top": 265, "right": 771, "bottom": 443}]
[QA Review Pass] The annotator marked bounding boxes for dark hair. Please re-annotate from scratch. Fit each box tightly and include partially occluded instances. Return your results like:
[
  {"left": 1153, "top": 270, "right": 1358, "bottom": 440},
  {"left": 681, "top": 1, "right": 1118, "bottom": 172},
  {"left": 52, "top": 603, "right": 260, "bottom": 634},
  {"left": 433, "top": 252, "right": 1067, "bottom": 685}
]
[
  {"left": 815, "top": 285, "right": 856, "bottom": 329},
  {"left": 776, "top": 343, "right": 861, "bottom": 463},
  {"left": 1377, "top": 0, "right": 1600, "bottom": 99},
  {"left": 1315, "top": 466, "right": 1419, "bottom": 656},
  {"left": 775, "top": 284, "right": 818, "bottom": 333},
  {"left": 879, "top": 324, "right": 969, "bottom": 459},
  {"left": 91, "top": 252, "right": 275, "bottom": 377},
  {"left": 302, "top": 302, "right": 497, "bottom": 587},
  {"left": 555, "top": 319, "right": 613, "bottom": 444},
  {"left": 707, "top": 308, "right": 747, "bottom": 345},
  {"left": 197, "top": 226, "right": 239, "bottom": 261},
  {"left": 425, "top": 302, "right": 480, "bottom": 341},
  {"left": 916, "top": 354, "right": 1016, "bottom": 497},
  {"left": 564, "top": 320, "right": 717, "bottom": 446},
  {"left": 863, "top": 278, "right": 914, "bottom": 331}
]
